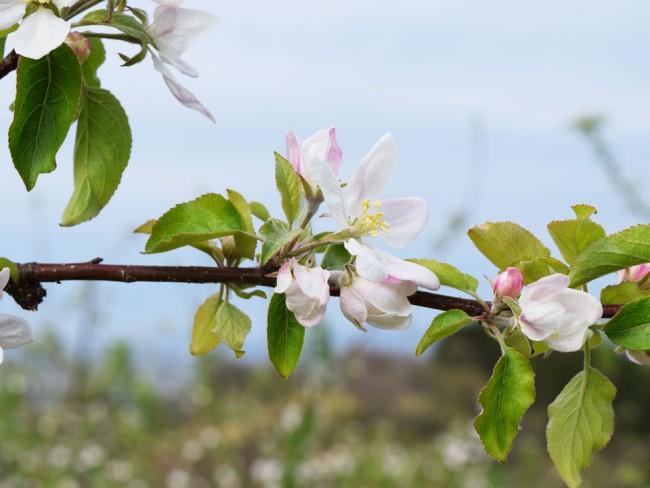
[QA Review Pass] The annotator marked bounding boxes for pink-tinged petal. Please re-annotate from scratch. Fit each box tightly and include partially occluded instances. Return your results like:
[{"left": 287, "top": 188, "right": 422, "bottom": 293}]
[
  {"left": 544, "top": 314, "right": 590, "bottom": 352},
  {"left": 340, "top": 286, "right": 367, "bottom": 327},
  {"left": 13, "top": 8, "right": 70, "bottom": 59},
  {"left": 519, "top": 274, "right": 569, "bottom": 304},
  {"left": 0, "top": 347, "right": 3, "bottom": 364},
  {"left": 346, "top": 133, "right": 396, "bottom": 213},
  {"left": 285, "top": 130, "right": 302, "bottom": 174},
  {"left": 378, "top": 197, "right": 428, "bottom": 248},
  {"left": 0, "top": 0, "right": 26, "bottom": 31},
  {"left": 366, "top": 311, "right": 411, "bottom": 330},
  {"left": 519, "top": 301, "right": 563, "bottom": 341},
  {"left": 159, "top": 52, "right": 198, "bottom": 77},
  {"left": 310, "top": 158, "right": 348, "bottom": 227},
  {"left": 355, "top": 277, "right": 412, "bottom": 317},
  {"left": 553, "top": 289, "right": 603, "bottom": 326},
  {"left": 0, "top": 315, "right": 32, "bottom": 349},
  {"left": 293, "top": 263, "right": 330, "bottom": 302},
  {"left": 325, "top": 127, "right": 342, "bottom": 174},
  {"left": 344, "top": 239, "right": 387, "bottom": 282},
  {"left": 493, "top": 267, "right": 523, "bottom": 299},
  {"left": 383, "top": 256, "right": 439, "bottom": 290},
  {"left": 274, "top": 261, "right": 293, "bottom": 293},
  {"left": 150, "top": 4, "right": 217, "bottom": 60}
]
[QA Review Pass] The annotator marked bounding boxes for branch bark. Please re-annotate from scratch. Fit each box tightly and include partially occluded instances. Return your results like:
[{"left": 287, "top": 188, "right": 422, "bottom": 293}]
[
  {"left": 5, "top": 259, "right": 622, "bottom": 319},
  {"left": 0, "top": 50, "right": 18, "bottom": 80}
]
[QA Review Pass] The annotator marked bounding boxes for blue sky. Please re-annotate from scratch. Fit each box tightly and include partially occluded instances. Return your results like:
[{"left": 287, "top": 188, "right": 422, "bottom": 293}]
[{"left": 0, "top": 1, "right": 649, "bottom": 369}]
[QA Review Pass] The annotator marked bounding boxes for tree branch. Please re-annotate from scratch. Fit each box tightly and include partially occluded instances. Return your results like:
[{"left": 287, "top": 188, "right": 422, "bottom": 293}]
[
  {"left": 6, "top": 259, "right": 622, "bottom": 319},
  {"left": 0, "top": 50, "right": 18, "bottom": 80}
]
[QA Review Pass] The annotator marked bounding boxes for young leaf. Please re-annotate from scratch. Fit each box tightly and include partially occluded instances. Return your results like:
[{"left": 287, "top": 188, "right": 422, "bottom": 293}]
[
  {"left": 547, "top": 368, "right": 616, "bottom": 488},
  {"left": 474, "top": 348, "right": 535, "bottom": 463},
  {"left": 415, "top": 309, "right": 473, "bottom": 356},
  {"left": 275, "top": 153, "right": 302, "bottom": 227},
  {"left": 9, "top": 44, "right": 82, "bottom": 190},
  {"left": 600, "top": 282, "right": 649, "bottom": 305},
  {"left": 407, "top": 259, "right": 478, "bottom": 293},
  {"left": 190, "top": 292, "right": 222, "bottom": 356},
  {"left": 321, "top": 244, "right": 351, "bottom": 271},
  {"left": 81, "top": 38, "right": 106, "bottom": 88},
  {"left": 250, "top": 201, "right": 271, "bottom": 222},
  {"left": 547, "top": 205, "right": 606, "bottom": 266},
  {"left": 214, "top": 301, "right": 251, "bottom": 358},
  {"left": 604, "top": 296, "right": 650, "bottom": 349},
  {"left": 61, "top": 86, "right": 132, "bottom": 226},
  {"left": 503, "top": 328, "right": 549, "bottom": 358},
  {"left": 78, "top": 10, "right": 156, "bottom": 45},
  {"left": 268, "top": 293, "right": 305, "bottom": 379},
  {"left": 259, "top": 219, "right": 302, "bottom": 265},
  {"left": 145, "top": 193, "right": 246, "bottom": 253},
  {"left": 569, "top": 224, "right": 650, "bottom": 288},
  {"left": 227, "top": 189, "right": 257, "bottom": 260}
]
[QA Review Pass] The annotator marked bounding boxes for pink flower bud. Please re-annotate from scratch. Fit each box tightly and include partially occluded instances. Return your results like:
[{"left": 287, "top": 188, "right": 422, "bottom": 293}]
[
  {"left": 618, "top": 264, "right": 650, "bottom": 285},
  {"left": 493, "top": 267, "right": 523, "bottom": 300}
]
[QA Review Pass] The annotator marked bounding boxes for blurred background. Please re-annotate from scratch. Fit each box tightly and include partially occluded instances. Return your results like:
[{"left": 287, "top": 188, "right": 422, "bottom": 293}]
[{"left": 1, "top": 1, "right": 650, "bottom": 486}]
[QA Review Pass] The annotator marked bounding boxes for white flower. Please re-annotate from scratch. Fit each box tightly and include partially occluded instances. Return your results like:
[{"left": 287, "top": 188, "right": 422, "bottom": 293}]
[
  {"left": 274, "top": 258, "right": 330, "bottom": 327},
  {"left": 285, "top": 127, "right": 342, "bottom": 188},
  {"left": 0, "top": 0, "right": 75, "bottom": 59},
  {"left": 148, "top": 0, "right": 217, "bottom": 121},
  {"left": 311, "top": 133, "right": 429, "bottom": 248},
  {"left": 518, "top": 274, "right": 602, "bottom": 352},
  {"left": 0, "top": 268, "right": 33, "bottom": 364}
]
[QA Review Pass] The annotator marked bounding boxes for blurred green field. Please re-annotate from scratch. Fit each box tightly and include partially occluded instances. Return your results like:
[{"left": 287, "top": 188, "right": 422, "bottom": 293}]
[{"left": 1, "top": 324, "right": 649, "bottom": 488}]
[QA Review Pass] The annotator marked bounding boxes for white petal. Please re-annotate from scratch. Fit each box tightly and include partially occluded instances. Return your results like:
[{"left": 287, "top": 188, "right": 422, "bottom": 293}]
[
  {"left": 53, "top": 0, "right": 76, "bottom": 8},
  {"left": 519, "top": 274, "right": 569, "bottom": 305},
  {"left": 355, "top": 277, "right": 412, "bottom": 317},
  {"left": 0, "top": 0, "right": 26, "bottom": 31},
  {"left": 0, "top": 315, "right": 33, "bottom": 349},
  {"left": 293, "top": 263, "right": 330, "bottom": 302},
  {"left": 0, "top": 267, "right": 10, "bottom": 297},
  {"left": 340, "top": 286, "right": 367, "bottom": 327},
  {"left": 310, "top": 158, "right": 348, "bottom": 227},
  {"left": 285, "top": 130, "right": 302, "bottom": 173},
  {"left": 382, "top": 254, "right": 440, "bottom": 290},
  {"left": 160, "top": 51, "right": 198, "bottom": 77},
  {"left": 553, "top": 289, "right": 603, "bottom": 326},
  {"left": 544, "top": 314, "right": 590, "bottom": 352},
  {"left": 366, "top": 310, "right": 411, "bottom": 330},
  {"left": 150, "top": 4, "right": 217, "bottom": 60},
  {"left": 345, "top": 133, "right": 396, "bottom": 213},
  {"left": 13, "top": 8, "right": 70, "bottom": 59},
  {"left": 379, "top": 197, "right": 429, "bottom": 248},
  {"left": 519, "top": 300, "right": 563, "bottom": 341},
  {"left": 344, "top": 239, "right": 387, "bottom": 282},
  {"left": 274, "top": 261, "right": 293, "bottom": 293}
]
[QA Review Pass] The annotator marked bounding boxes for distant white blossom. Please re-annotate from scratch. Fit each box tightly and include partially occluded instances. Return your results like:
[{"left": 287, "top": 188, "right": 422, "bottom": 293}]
[{"left": 0, "top": 268, "right": 33, "bottom": 364}]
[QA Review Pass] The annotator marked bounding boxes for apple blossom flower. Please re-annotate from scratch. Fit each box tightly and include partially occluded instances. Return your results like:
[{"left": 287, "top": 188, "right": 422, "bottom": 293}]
[
  {"left": 493, "top": 267, "right": 523, "bottom": 300},
  {"left": 0, "top": 0, "right": 75, "bottom": 59},
  {"left": 618, "top": 264, "right": 650, "bottom": 287},
  {"left": 148, "top": 0, "right": 217, "bottom": 121},
  {"left": 0, "top": 268, "right": 33, "bottom": 364},
  {"left": 311, "top": 133, "right": 428, "bottom": 248},
  {"left": 274, "top": 258, "right": 330, "bottom": 327},
  {"left": 285, "top": 127, "right": 342, "bottom": 188},
  {"left": 518, "top": 274, "right": 602, "bottom": 352}
]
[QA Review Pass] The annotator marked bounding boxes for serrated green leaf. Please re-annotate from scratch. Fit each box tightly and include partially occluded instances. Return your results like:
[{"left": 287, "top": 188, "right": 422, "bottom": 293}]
[
  {"left": 321, "top": 243, "right": 351, "bottom": 270},
  {"left": 78, "top": 10, "right": 155, "bottom": 45},
  {"left": 134, "top": 220, "right": 156, "bottom": 234},
  {"left": 81, "top": 38, "right": 106, "bottom": 88},
  {"left": 268, "top": 293, "right": 305, "bottom": 378},
  {"left": 190, "top": 293, "right": 221, "bottom": 356},
  {"left": 9, "top": 44, "right": 82, "bottom": 190},
  {"left": 214, "top": 301, "right": 251, "bottom": 358},
  {"left": 275, "top": 153, "right": 302, "bottom": 227},
  {"left": 415, "top": 309, "right": 473, "bottom": 356},
  {"left": 61, "top": 86, "right": 131, "bottom": 225},
  {"left": 474, "top": 348, "right": 535, "bottom": 463},
  {"left": 408, "top": 259, "right": 479, "bottom": 293},
  {"left": 572, "top": 204, "right": 598, "bottom": 219},
  {"left": 468, "top": 222, "right": 551, "bottom": 279},
  {"left": 569, "top": 225, "right": 650, "bottom": 287},
  {"left": 259, "top": 219, "right": 302, "bottom": 265},
  {"left": 503, "top": 328, "right": 549, "bottom": 358},
  {"left": 548, "top": 209, "right": 606, "bottom": 266},
  {"left": 547, "top": 368, "right": 616, "bottom": 488},
  {"left": 600, "top": 282, "right": 649, "bottom": 305},
  {"left": 145, "top": 193, "right": 246, "bottom": 253},
  {"left": 250, "top": 201, "right": 271, "bottom": 222},
  {"left": 134, "top": 218, "right": 222, "bottom": 261},
  {"left": 604, "top": 296, "right": 650, "bottom": 349},
  {"left": 227, "top": 189, "right": 257, "bottom": 260}
]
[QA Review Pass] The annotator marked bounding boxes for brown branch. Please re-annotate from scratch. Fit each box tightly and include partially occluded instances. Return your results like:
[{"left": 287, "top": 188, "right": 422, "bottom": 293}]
[
  {"left": 6, "top": 259, "right": 623, "bottom": 319},
  {"left": 0, "top": 50, "right": 18, "bottom": 80}
]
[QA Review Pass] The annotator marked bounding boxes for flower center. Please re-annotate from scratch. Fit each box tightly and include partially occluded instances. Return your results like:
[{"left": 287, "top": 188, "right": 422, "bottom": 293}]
[{"left": 355, "top": 199, "right": 390, "bottom": 237}]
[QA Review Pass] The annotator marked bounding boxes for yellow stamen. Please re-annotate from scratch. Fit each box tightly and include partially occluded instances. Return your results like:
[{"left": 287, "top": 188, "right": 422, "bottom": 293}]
[{"left": 354, "top": 199, "right": 390, "bottom": 237}]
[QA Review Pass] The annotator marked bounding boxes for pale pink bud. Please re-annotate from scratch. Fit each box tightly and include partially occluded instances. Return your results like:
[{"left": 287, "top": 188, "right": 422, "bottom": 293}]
[
  {"left": 618, "top": 264, "right": 650, "bottom": 285},
  {"left": 493, "top": 267, "right": 523, "bottom": 300},
  {"left": 64, "top": 31, "right": 92, "bottom": 63}
]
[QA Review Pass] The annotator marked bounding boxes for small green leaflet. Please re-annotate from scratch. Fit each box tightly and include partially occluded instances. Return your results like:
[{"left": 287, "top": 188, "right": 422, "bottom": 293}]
[
  {"left": 415, "top": 309, "right": 473, "bottom": 356},
  {"left": 569, "top": 224, "right": 650, "bottom": 287},
  {"left": 214, "top": 301, "right": 251, "bottom": 358},
  {"left": 259, "top": 219, "right": 302, "bottom": 265},
  {"left": 321, "top": 244, "right": 351, "bottom": 271},
  {"left": 9, "top": 45, "right": 82, "bottom": 190},
  {"left": 250, "top": 201, "right": 271, "bottom": 222},
  {"left": 226, "top": 189, "right": 257, "bottom": 261},
  {"left": 78, "top": 10, "right": 156, "bottom": 46},
  {"left": 407, "top": 259, "right": 478, "bottom": 293},
  {"left": 190, "top": 293, "right": 222, "bottom": 356},
  {"left": 145, "top": 193, "right": 246, "bottom": 253},
  {"left": 547, "top": 204, "right": 606, "bottom": 266},
  {"left": 61, "top": 86, "right": 132, "bottom": 226},
  {"left": 275, "top": 153, "right": 302, "bottom": 227},
  {"left": 81, "top": 38, "right": 106, "bottom": 88},
  {"left": 604, "top": 296, "right": 650, "bottom": 349},
  {"left": 474, "top": 348, "right": 535, "bottom": 463},
  {"left": 600, "top": 282, "right": 650, "bottom": 306},
  {"left": 547, "top": 368, "right": 616, "bottom": 488},
  {"left": 268, "top": 293, "right": 305, "bottom": 379}
]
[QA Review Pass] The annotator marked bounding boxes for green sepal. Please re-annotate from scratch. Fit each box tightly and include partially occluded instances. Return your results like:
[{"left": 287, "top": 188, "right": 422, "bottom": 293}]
[
  {"left": 604, "top": 296, "right": 650, "bottom": 349},
  {"left": 259, "top": 219, "right": 302, "bottom": 265},
  {"left": 190, "top": 292, "right": 222, "bottom": 356},
  {"left": 503, "top": 329, "right": 549, "bottom": 358},
  {"left": 474, "top": 348, "right": 536, "bottom": 463},
  {"left": 547, "top": 204, "right": 606, "bottom": 266},
  {"left": 320, "top": 243, "right": 351, "bottom": 271},
  {"left": 408, "top": 259, "right": 478, "bottom": 293},
  {"left": 547, "top": 368, "right": 616, "bottom": 488},
  {"left": 415, "top": 309, "right": 473, "bottom": 356},
  {"left": 267, "top": 293, "right": 305, "bottom": 378},
  {"left": 275, "top": 152, "right": 302, "bottom": 227}
]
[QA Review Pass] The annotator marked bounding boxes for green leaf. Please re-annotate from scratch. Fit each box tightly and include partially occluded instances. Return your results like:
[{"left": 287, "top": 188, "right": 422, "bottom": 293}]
[
  {"left": 569, "top": 225, "right": 650, "bottom": 287},
  {"left": 81, "top": 38, "right": 106, "bottom": 88},
  {"left": 134, "top": 220, "right": 156, "bottom": 234},
  {"left": 320, "top": 244, "right": 351, "bottom": 271},
  {"left": 145, "top": 193, "right": 246, "bottom": 253},
  {"left": 415, "top": 309, "right": 473, "bottom": 356},
  {"left": 78, "top": 10, "right": 155, "bottom": 45},
  {"left": 548, "top": 205, "right": 606, "bottom": 266},
  {"left": 600, "top": 282, "right": 649, "bottom": 305},
  {"left": 468, "top": 222, "right": 551, "bottom": 282},
  {"left": 275, "top": 153, "right": 302, "bottom": 227},
  {"left": 61, "top": 86, "right": 131, "bottom": 225},
  {"left": 604, "top": 296, "right": 650, "bottom": 349},
  {"left": 214, "top": 301, "right": 251, "bottom": 358},
  {"left": 267, "top": 293, "right": 305, "bottom": 378},
  {"left": 9, "top": 44, "right": 82, "bottom": 190},
  {"left": 190, "top": 293, "right": 222, "bottom": 356},
  {"left": 547, "top": 368, "right": 616, "bottom": 488},
  {"left": 250, "top": 201, "right": 271, "bottom": 222},
  {"left": 407, "top": 259, "right": 479, "bottom": 293},
  {"left": 503, "top": 328, "right": 549, "bottom": 358},
  {"left": 227, "top": 189, "right": 257, "bottom": 260},
  {"left": 259, "top": 219, "right": 302, "bottom": 265},
  {"left": 231, "top": 286, "right": 267, "bottom": 300},
  {"left": 474, "top": 348, "right": 535, "bottom": 463}
]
